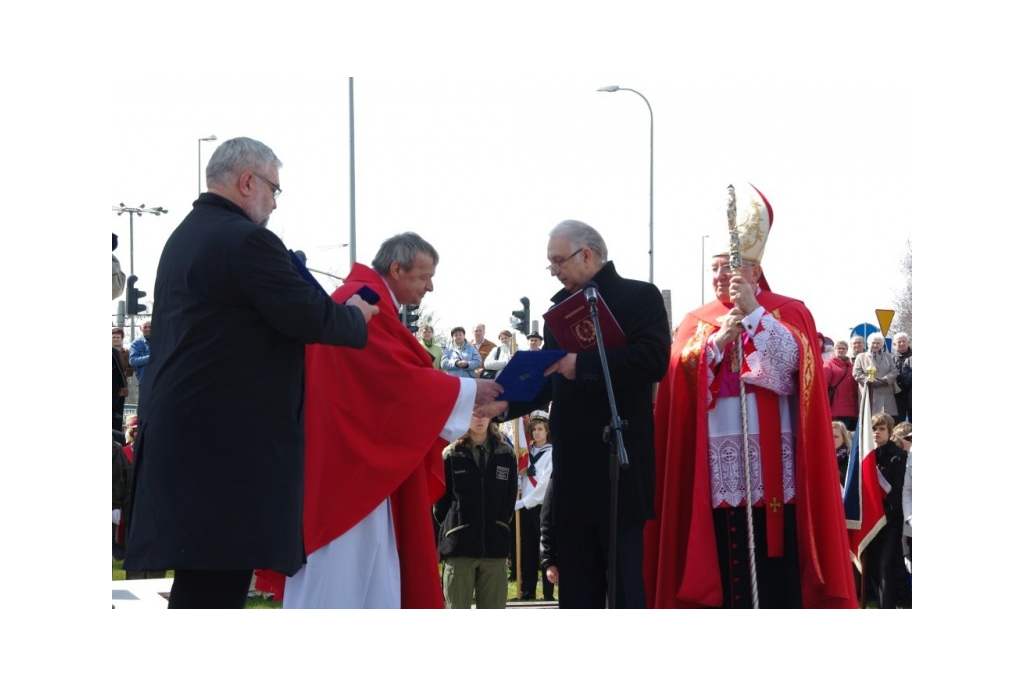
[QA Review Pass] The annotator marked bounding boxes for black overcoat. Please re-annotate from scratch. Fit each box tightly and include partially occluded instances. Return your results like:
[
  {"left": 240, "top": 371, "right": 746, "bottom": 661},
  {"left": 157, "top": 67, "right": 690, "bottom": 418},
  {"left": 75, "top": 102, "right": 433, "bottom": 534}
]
[
  {"left": 510, "top": 261, "right": 671, "bottom": 530},
  {"left": 124, "top": 194, "right": 367, "bottom": 574}
]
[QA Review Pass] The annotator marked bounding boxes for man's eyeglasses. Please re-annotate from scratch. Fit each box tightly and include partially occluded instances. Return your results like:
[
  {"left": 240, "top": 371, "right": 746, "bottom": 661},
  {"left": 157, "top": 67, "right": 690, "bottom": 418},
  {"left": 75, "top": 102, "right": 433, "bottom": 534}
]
[
  {"left": 708, "top": 260, "right": 754, "bottom": 276},
  {"left": 546, "top": 248, "right": 583, "bottom": 274},
  {"left": 252, "top": 172, "right": 282, "bottom": 199}
]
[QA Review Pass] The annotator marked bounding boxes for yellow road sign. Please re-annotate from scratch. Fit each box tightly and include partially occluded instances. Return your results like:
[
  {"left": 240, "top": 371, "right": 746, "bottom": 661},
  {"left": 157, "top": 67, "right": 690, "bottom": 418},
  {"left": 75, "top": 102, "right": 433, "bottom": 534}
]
[{"left": 875, "top": 309, "right": 895, "bottom": 337}]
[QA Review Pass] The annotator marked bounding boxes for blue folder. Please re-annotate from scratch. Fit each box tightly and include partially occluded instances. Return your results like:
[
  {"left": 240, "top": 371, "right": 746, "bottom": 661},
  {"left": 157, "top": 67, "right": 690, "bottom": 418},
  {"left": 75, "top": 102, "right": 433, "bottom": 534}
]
[{"left": 494, "top": 350, "right": 568, "bottom": 402}]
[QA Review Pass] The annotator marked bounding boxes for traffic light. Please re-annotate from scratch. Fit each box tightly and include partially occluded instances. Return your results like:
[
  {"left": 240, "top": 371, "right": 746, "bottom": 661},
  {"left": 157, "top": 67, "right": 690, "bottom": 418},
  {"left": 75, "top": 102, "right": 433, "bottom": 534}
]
[
  {"left": 511, "top": 297, "right": 530, "bottom": 335},
  {"left": 126, "top": 275, "right": 147, "bottom": 316},
  {"left": 402, "top": 305, "right": 420, "bottom": 334}
]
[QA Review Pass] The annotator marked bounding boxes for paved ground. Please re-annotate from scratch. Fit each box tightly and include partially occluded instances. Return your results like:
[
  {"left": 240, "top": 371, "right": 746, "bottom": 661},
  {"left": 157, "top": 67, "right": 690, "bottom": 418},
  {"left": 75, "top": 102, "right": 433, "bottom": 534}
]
[
  {"left": 112, "top": 577, "right": 173, "bottom": 609},
  {"left": 112, "top": 577, "right": 557, "bottom": 609}
]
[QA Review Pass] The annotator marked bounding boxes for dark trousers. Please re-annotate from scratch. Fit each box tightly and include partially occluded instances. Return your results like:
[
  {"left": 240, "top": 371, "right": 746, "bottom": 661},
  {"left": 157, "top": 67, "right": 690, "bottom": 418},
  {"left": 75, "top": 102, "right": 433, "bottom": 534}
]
[
  {"left": 167, "top": 569, "right": 253, "bottom": 609},
  {"left": 556, "top": 520, "right": 645, "bottom": 609},
  {"left": 518, "top": 505, "right": 555, "bottom": 599},
  {"left": 713, "top": 505, "right": 802, "bottom": 609},
  {"left": 508, "top": 513, "right": 519, "bottom": 580},
  {"left": 862, "top": 522, "right": 905, "bottom": 609},
  {"left": 895, "top": 389, "right": 911, "bottom": 424}
]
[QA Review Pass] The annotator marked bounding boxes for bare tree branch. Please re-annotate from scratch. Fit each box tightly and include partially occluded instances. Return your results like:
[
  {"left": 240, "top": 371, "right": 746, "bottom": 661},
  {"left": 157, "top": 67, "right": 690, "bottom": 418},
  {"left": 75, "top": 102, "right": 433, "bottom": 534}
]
[{"left": 891, "top": 239, "right": 912, "bottom": 336}]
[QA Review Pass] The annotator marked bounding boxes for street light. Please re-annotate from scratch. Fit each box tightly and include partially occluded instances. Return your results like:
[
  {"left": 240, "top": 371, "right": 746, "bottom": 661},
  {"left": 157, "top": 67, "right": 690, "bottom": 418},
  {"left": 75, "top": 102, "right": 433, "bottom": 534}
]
[
  {"left": 598, "top": 85, "right": 654, "bottom": 284},
  {"left": 349, "top": 78, "right": 357, "bottom": 271},
  {"left": 198, "top": 135, "right": 218, "bottom": 196},
  {"left": 701, "top": 235, "right": 710, "bottom": 304},
  {"left": 112, "top": 203, "right": 168, "bottom": 338}
]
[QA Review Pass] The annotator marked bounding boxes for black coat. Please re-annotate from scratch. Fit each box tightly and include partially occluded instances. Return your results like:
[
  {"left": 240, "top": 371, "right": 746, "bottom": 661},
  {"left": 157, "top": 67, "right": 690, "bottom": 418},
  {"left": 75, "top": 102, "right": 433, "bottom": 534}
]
[
  {"left": 875, "top": 440, "right": 908, "bottom": 525},
  {"left": 510, "top": 261, "right": 671, "bottom": 530},
  {"left": 434, "top": 435, "right": 518, "bottom": 560},
  {"left": 124, "top": 193, "right": 367, "bottom": 574},
  {"left": 112, "top": 348, "right": 128, "bottom": 395}
]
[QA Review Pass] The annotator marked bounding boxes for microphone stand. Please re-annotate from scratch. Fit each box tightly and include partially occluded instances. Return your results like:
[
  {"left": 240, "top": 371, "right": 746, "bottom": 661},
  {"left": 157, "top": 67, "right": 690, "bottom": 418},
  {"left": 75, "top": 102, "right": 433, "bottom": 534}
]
[{"left": 586, "top": 287, "right": 629, "bottom": 609}]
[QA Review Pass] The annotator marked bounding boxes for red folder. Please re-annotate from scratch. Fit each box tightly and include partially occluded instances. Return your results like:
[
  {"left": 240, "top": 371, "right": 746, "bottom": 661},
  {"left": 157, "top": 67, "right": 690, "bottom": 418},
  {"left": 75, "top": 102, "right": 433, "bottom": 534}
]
[{"left": 542, "top": 290, "right": 627, "bottom": 352}]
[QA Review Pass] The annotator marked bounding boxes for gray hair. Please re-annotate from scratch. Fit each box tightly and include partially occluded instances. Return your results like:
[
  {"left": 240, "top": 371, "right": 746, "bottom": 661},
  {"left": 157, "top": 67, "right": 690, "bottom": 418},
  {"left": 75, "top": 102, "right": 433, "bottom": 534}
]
[
  {"left": 206, "top": 137, "right": 282, "bottom": 187},
  {"left": 549, "top": 220, "right": 608, "bottom": 263},
  {"left": 867, "top": 332, "right": 885, "bottom": 346},
  {"left": 893, "top": 331, "right": 910, "bottom": 343},
  {"left": 371, "top": 232, "right": 439, "bottom": 275}
]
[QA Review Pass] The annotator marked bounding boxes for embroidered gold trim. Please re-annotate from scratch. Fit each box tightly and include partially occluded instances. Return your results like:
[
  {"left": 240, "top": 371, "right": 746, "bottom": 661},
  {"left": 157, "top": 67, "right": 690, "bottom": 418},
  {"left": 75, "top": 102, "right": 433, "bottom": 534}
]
[
  {"left": 738, "top": 194, "right": 766, "bottom": 257},
  {"left": 680, "top": 322, "right": 712, "bottom": 391}
]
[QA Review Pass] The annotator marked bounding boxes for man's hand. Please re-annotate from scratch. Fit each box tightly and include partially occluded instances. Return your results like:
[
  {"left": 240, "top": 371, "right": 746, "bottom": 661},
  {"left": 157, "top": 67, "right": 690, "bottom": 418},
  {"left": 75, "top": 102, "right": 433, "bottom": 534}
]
[
  {"left": 345, "top": 293, "right": 379, "bottom": 323},
  {"left": 544, "top": 352, "right": 577, "bottom": 381},
  {"left": 546, "top": 565, "right": 559, "bottom": 586},
  {"left": 474, "top": 400, "right": 509, "bottom": 420},
  {"left": 714, "top": 307, "right": 746, "bottom": 349},
  {"left": 728, "top": 273, "right": 759, "bottom": 314},
  {"left": 473, "top": 380, "right": 503, "bottom": 406}
]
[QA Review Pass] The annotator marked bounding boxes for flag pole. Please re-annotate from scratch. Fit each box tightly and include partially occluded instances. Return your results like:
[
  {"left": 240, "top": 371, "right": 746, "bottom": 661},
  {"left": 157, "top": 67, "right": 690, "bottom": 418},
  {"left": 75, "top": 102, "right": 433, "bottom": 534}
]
[
  {"left": 728, "top": 184, "right": 760, "bottom": 609},
  {"left": 860, "top": 367, "right": 876, "bottom": 607},
  {"left": 510, "top": 335, "right": 523, "bottom": 601}
]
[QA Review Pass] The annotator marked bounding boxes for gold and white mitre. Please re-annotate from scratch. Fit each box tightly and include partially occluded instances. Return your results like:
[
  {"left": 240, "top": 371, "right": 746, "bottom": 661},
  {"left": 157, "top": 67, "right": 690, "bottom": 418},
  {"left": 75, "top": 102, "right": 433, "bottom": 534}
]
[{"left": 712, "top": 183, "right": 774, "bottom": 264}]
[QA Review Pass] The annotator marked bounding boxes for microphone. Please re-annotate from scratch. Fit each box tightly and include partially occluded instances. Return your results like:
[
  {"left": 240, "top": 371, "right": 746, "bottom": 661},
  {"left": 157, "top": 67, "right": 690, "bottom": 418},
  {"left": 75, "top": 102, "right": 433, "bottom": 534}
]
[{"left": 583, "top": 281, "right": 599, "bottom": 306}]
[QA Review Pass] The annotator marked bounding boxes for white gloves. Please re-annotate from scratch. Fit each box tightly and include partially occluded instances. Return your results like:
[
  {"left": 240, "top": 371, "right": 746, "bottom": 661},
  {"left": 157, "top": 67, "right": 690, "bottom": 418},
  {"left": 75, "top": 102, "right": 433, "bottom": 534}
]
[
  {"left": 112, "top": 509, "right": 122, "bottom": 525},
  {"left": 514, "top": 500, "right": 526, "bottom": 511}
]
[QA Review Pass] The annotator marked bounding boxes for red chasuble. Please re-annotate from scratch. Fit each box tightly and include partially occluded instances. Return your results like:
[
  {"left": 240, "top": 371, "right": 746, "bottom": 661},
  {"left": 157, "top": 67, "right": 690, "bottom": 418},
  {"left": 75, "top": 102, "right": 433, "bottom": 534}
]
[
  {"left": 262, "top": 263, "right": 460, "bottom": 609},
  {"left": 643, "top": 291, "right": 857, "bottom": 609}
]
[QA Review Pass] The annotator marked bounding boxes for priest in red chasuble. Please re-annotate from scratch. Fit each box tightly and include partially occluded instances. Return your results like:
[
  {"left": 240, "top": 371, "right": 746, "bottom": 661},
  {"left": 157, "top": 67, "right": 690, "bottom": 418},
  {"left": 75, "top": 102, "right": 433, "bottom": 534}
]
[
  {"left": 274, "top": 232, "right": 503, "bottom": 608},
  {"left": 643, "top": 185, "right": 857, "bottom": 609}
]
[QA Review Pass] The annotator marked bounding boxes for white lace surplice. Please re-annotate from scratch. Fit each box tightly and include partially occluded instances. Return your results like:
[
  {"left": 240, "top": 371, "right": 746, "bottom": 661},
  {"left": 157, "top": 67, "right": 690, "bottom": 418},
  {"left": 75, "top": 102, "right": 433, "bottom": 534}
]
[{"left": 706, "top": 310, "right": 799, "bottom": 508}]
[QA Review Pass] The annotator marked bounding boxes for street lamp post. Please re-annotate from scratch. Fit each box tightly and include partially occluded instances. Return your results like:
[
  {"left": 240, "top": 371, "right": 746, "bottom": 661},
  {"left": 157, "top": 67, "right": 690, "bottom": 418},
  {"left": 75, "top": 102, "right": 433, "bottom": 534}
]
[
  {"left": 701, "top": 235, "right": 710, "bottom": 304},
  {"left": 112, "top": 203, "right": 168, "bottom": 338},
  {"left": 198, "top": 135, "right": 218, "bottom": 196},
  {"left": 598, "top": 85, "right": 654, "bottom": 284},
  {"left": 349, "top": 77, "right": 357, "bottom": 271}
]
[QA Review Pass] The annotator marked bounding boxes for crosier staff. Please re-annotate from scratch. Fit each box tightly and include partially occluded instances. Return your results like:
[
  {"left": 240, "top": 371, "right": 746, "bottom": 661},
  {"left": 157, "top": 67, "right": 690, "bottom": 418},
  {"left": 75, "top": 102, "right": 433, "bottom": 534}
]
[{"left": 728, "top": 183, "right": 761, "bottom": 609}]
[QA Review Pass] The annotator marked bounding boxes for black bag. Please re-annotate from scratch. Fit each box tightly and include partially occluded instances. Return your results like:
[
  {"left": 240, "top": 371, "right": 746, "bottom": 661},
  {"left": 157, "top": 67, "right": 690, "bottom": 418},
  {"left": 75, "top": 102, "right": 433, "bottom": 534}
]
[
  {"left": 828, "top": 365, "right": 848, "bottom": 406},
  {"left": 480, "top": 348, "right": 500, "bottom": 379},
  {"left": 896, "top": 358, "right": 912, "bottom": 391}
]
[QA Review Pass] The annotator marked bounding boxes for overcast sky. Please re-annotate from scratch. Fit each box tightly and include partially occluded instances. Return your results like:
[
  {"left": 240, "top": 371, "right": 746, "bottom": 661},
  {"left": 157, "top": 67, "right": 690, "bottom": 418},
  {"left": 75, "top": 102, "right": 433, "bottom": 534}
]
[{"left": 108, "top": 74, "right": 913, "bottom": 347}]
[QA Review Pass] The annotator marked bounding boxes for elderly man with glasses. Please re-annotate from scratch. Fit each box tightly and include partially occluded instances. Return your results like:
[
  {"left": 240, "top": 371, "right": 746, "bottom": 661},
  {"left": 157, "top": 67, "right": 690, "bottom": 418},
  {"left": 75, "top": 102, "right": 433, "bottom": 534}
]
[
  {"left": 124, "top": 137, "right": 378, "bottom": 609},
  {"left": 481, "top": 219, "right": 671, "bottom": 609}
]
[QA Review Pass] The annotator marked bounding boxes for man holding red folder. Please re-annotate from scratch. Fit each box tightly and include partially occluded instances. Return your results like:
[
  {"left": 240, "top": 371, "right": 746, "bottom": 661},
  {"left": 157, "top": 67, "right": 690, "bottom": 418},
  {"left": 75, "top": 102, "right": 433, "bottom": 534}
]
[{"left": 484, "top": 219, "right": 671, "bottom": 608}]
